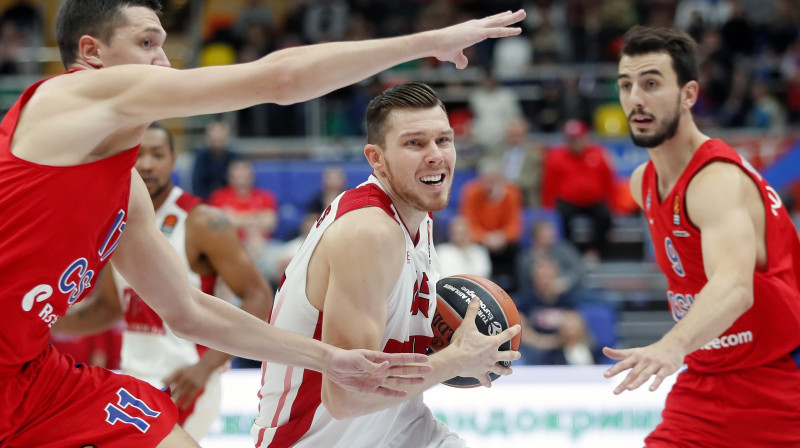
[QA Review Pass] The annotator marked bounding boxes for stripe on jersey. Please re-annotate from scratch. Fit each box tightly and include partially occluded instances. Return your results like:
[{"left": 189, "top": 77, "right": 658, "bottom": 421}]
[{"left": 257, "top": 312, "right": 324, "bottom": 448}]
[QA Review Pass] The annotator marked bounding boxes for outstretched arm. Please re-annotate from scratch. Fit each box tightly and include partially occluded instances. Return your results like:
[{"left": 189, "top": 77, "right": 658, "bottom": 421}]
[
  {"left": 112, "top": 171, "right": 430, "bottom": 396},
  {"left": 603, "top": 162, "right": 757, "bottom": 393}
]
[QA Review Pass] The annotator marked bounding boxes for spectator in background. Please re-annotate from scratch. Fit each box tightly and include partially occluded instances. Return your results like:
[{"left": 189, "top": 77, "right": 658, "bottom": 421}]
[
  {"left": 468, "top": 70, "right": 523, "bottom": 149},
  {"left": 306, "top": 165, "right": 348, "bottom": 216},
  {"left": 517, "top": 219, "right": 587, "bottom": 298},
  {"left": 437, "top": 215, "right": 492, "bottom": 279},
  {"left": 747, "top": 80, "right": 788, "bottom": 134},
  {"left": 191, "top": 120, "right": 241, "bottom": 200},
  {"left": 486, "top": 117, "right": 545, "bottom": 207},
  {"left": 542, "top": 119, "right": 615, "bottom": 260},
  {"left": 210, "top": 159, "right": 278, "bottom": 253},
  {"left": 515, "top": 256, "right": 594, "bottom": 365},
  {"left": 460, "top": 157, "right": 524, "bottom": 293}
]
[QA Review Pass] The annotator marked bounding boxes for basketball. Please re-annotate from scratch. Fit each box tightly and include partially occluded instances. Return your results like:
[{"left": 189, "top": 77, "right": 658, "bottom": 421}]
[{"left": 429, "top": 274, "right": 522, "bottom": 388}]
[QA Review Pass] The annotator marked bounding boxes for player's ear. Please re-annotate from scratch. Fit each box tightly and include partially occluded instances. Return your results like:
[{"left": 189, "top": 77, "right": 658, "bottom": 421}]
[
  {"left": 364, "top": 144, "right": 384, "bottom": 172},
  {"left": 681, "top": 80, "right": 699, "bottom": 111},
  {"left": 78, "top": 35, "right": 104, "bottom": 68}
]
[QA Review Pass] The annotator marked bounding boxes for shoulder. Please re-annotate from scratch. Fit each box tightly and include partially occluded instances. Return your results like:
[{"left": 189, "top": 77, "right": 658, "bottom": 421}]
[
  {"left": 628, "top": 162, "right": 648, "bottom": 207},
  {"left": 321, "top": 207, "right": 406, "bottom": 266},
  {"left": 688, "top": 160, "right": 749, "bottom": 194},
  {"left": 187, "top": 204, "right": 233, "bottom": 234}
]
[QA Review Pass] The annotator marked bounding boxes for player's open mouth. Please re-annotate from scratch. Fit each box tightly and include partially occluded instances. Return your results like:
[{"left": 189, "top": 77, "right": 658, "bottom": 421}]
[
  {"left": 631, "top": 115, "right": 654, "bottom": 125},
  {"left": 420, "top": 174, "right": 445, "bottom": 186}
]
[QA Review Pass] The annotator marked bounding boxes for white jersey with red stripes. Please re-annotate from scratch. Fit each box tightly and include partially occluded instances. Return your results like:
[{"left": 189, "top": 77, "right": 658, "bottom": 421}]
[
  {"left": 252, "top": 175, "right": 462, "bottom": 448},
  {"left": 112, "top": 186, "right": 222, "bottom": 439}
]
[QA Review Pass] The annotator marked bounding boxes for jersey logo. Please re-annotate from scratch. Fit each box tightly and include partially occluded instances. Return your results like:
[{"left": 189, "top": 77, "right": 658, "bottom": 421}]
[
  {"left": 160, "top": 214, "right": 178, "bottom": 236},
  {"left": 59, "top": 258, "right": 95, "bottom": 305},
  {"left": 99, "top": 209, "right": 126, "bottom": 262},
  {"left": 672, "top": 195, "right": 681, "bottom": 226},
  {"left": 410, "top": 272, "right": 432, "bottom": 318},
  {"left": 667, "top": 290, "right": 695, "bottom": 321},
  {"left": 21, "top": 284, "right": 53, "bottom": 312},
  {"left": 664, "top": 237, "right": 685, "bottom": 277}
]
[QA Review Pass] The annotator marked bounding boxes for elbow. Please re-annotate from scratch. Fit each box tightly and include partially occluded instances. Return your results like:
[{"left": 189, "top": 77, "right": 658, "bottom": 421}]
[
  {"left": 258, "top": 62, "right": 304, "bottom": 106},
  {"left": 731, "top": 283, "right": 754, "bottom": 314}
]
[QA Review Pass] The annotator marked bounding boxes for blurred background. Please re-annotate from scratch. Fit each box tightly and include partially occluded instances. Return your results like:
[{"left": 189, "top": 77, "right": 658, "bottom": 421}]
[{"left": 6, "top": 0, "right": 799, "bottom": 445}]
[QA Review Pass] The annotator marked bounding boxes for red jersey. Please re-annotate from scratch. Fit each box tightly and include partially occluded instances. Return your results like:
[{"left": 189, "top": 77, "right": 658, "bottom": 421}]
[
  {"left": 0, "top": 72, "right": 138, "bottom": 366},
  {"left": 642, "top": 139, "right": 800, "bottom": 373}
]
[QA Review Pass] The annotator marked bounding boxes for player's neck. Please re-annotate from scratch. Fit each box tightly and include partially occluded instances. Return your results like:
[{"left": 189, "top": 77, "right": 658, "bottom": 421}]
[
  {"left": 647, "top": 121, "right": 709, "bottom": 199},
  {"left": 151, "top": 182, "right": 174, "bottom": 211}
]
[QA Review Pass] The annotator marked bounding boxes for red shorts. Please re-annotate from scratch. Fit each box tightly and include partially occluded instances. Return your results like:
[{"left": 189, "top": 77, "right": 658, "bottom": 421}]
[
  {"left": 0, "top": 344, "right": 178, "bottom": 448},
  {"left": 645, "top": 355, "right": 800, "bottom": 448}
]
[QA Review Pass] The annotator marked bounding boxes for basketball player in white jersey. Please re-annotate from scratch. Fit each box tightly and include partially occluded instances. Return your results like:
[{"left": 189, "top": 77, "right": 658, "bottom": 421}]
[
  {"left": 253, "top": 82, "right": 521, "bottom": 448},
  {"left": 53, "top": 123, "right": 272, "bottom": 441}
]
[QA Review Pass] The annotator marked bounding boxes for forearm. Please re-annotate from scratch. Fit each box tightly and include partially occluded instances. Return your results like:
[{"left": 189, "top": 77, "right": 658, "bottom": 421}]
[
  {"left": 171, "top": 288, "right": 333, "bottom": 373},
  {"left": 322, "top": 346, "right": 466, "bottom": 419},
  {"left": 51, "top": 301, "right": 118, "bottom": 336},
  {"left": 661, "top": 276, "right": 752, "bottom": 355},
  {"left": 254, "top": 34, "right": 429, "bottom": 105}
]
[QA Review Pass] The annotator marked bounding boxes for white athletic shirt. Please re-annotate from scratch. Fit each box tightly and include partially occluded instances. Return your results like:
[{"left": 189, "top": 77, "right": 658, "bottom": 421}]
[
  {"left": 113, "top": 186, "right": 216, "bottom": 385},
  {"left": 252, "top": 175, "right": 445, "bottom": 448}
]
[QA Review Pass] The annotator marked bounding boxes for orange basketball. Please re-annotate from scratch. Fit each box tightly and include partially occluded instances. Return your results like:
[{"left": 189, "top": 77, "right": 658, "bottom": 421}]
[{"left": 429, "top": 274, "right": 521, "bottom": 388}]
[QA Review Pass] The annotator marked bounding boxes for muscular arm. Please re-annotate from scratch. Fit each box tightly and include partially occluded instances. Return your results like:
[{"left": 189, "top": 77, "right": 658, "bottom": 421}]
[
  {"left": 659, "top": 163, "right": 756, "bottom": 353},
  {"left": 51, "top": 265, "right": 123, "bottom": 335},
  {"left": 604, "top": 162, "right": 757, "bottom": 393},
  {"left": 13, "top": 11, "right": 524, "bottom": 166},
  {"left": 317, "top": 209, "right": 519, "bottom": 419}
]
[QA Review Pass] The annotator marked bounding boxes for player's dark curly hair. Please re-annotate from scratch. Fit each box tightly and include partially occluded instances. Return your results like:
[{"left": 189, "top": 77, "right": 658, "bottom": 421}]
[
  {"left": 56, "top": 0, "right": 163, "bottom": 68},
  {"left": 366, "top": 81, "right": 446, "bottom": 148},
  {"left": 620, "top": 26, "right": 698, "bottom": 87}
]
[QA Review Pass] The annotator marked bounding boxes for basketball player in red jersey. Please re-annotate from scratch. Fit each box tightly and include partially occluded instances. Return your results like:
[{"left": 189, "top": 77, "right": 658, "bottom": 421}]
[
  {"left": 0, "top": 1, "right": 526, "bottom": 446},
  {"left": 603, "top": 26, "right": 800, "bottom": 446},
  {"left": 53, "top": 123, "right": 273, "bottom": 441}
]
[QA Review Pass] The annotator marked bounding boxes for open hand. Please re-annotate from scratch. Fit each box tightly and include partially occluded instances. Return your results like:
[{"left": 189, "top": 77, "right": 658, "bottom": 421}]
[
  {"left": 432, "top": 10, "right": 526, "bottom": 69},
  {"left": 449, "top": 298, "right": 521, "bottom": 387},
  {"left": 603, "top": 340, "right": 684, "bottom": 394},
  {"left": 325, "top": 350, "right": 432, "bottom": 397}
]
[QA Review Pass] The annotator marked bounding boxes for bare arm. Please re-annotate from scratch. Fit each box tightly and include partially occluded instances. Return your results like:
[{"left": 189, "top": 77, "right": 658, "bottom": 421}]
[
  {"left": 627, "top": 162, "right": 647, "bottom": 208},
  {"left": 163, "top": 205, "right": 274, "bottom": 409},
  {"left": 113, "top": 171, "right": 430, "bottom": 396},
  {"left": 317, "top": 209, "right": 520, "bottom": 419},
  {"left": 604, "top": 162, "right": 757, "bottom": 393},
  {"left": 51, "top": 265, "right": 123, "bottom": 335}
]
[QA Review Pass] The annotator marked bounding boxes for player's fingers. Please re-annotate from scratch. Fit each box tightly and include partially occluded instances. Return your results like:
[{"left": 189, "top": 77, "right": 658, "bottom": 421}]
[
  {"left": 495, "top": 324, "right": 521, "bottom": 345},
  {"left": 483, "top": 26, "right": 523, "bottom": 39},
  {"left": 383, "top": 375, "right": 425, "bottom": 388},
  {"left": 495, "top": 349, "right": 521, "bottom": 363},
  {"left": 379, "top": 352, "right": 429, "bottom": 366},
  {"left": 489, "top": 363, "right": 513, "bottom": 377},
  {"left": 461, "top": 297, "right": 483, "bottom": 327},
  {"left": 453, "top": 52, "right": 468, "bottom": 70},
  {"left": 602, "top": 346, "right": 632, "bottom": 360},
  {"left": 649, "top": 368, "right": 670, "bottom": 392},
  {"left": 372, "top": 386, "right": 410, "bottom": 398},
  {"left": 480, "top": 9, "right": 526, "bottom": 27},
  {"left": 387, "top": 363, "right": 434, "bottom": 376},
  {"left": 624, "top": 365, "right": 660, "bottom": 391}
]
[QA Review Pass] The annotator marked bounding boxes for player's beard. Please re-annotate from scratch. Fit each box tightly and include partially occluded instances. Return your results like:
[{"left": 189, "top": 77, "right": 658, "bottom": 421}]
[
  {"left": 383, "top": 160, "right": 452, "bottom": 213},
  {"left": 629, "top": 94, "right": 681, "bottom": 148},
  {"left": 148, "top": 179, "right": 172, "bottom": 200}
]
